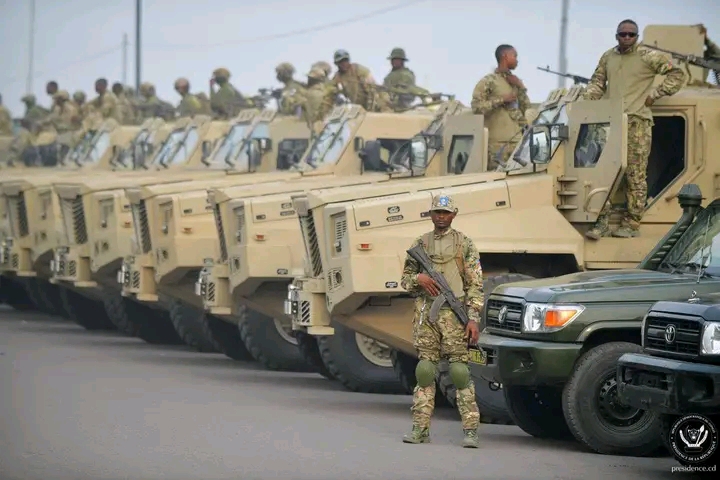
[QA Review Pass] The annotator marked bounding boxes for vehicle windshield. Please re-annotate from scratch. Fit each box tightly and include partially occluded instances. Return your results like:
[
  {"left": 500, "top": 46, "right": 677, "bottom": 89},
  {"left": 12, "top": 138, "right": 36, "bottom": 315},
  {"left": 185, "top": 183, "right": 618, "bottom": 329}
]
[
  {"left": 511, "top": 104, "right": 568, "bottom": 167},
  {"left": 210, "top": 123, "right": 249, "bottom": 166},
  {"left": 84, "top": 131, "right": 111, "bottom": 165},
  {"left": 661, "top": 205, "right": 720, "bottom": 277},
  {"left": 62, "top": 131, "right": 96, "bottom": 166},
  {"left": 149, "top": 128, "right": 187, "bottom": 167},
  {"left": 114, "top": 129, "right": 151, "bottom": 168},
  {"left": 164, "top": 127, "right": 200, "bottom": 166},
  {"left": 303, "top": 119, "right": 352, "bottom": 168},
  {"left": 233, "top": 122, "right": 270, "bottom": 171}
]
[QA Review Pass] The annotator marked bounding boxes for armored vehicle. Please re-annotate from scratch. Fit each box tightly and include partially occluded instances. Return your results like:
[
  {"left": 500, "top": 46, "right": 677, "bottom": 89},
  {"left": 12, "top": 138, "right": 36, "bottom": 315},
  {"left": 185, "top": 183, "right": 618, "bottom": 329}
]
[
  {"left": 286, "top": 25, "right": 718, "bottom": 418},
  {"left": 618, "top": 290, "right": 720, "bottom": 469},
  {"left": 58, "top": 110, "right": 311, "bottom": 335},
  {"left": 196, "top": 101, "right": 483, "bottom": 373},
  {"left": 123, "top": 105, "right": 435, "bottom": 354}
]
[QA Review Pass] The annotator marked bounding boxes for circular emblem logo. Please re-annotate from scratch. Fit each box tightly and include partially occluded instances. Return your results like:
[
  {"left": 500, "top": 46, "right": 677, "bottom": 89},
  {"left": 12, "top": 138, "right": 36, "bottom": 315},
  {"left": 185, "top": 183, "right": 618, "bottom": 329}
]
[
  {"left": 669, "top": 414, "right": 718, "bottom": 464},
  {"left": 497, "top": 305, "right": 508, "bottom": 324},
  {"left": 665, "top": 324, "right": 677, "bottom": 343}
]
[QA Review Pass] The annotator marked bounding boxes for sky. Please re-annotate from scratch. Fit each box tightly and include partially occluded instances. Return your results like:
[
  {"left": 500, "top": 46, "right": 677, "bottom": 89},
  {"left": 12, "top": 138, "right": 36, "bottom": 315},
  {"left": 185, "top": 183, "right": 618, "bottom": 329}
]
[{"left": 0, "top": 0, "right": 719, "bottom": 116}]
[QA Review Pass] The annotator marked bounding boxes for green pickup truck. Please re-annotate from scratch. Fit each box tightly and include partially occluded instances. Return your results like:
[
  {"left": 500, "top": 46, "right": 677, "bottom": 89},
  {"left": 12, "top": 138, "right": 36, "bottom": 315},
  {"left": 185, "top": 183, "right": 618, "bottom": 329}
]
[
  {"left": 474, "top": 184, "right": 720, "bottom": 457},
  {"left": 617, "top": 295, "right": 720, "bottom": 469}
]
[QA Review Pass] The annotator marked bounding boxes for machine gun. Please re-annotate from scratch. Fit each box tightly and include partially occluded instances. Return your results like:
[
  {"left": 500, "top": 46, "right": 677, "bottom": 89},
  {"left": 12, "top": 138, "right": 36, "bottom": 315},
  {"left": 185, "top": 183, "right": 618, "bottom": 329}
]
[
  {"left": 537, "top": 66, "right": 590, "bottom": 85},
  {"left": 406, "top": 244, "right": 471, "bottom": 327},
  {"left": 642, "top": 44, "right": 720, "bottom": 81}
]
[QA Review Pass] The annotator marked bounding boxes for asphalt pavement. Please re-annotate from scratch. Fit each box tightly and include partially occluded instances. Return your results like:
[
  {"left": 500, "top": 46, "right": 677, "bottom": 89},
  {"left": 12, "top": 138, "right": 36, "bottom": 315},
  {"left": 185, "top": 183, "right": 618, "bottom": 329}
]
[{"left": 0, "top": 305, "right": 681, "bottom": 480}]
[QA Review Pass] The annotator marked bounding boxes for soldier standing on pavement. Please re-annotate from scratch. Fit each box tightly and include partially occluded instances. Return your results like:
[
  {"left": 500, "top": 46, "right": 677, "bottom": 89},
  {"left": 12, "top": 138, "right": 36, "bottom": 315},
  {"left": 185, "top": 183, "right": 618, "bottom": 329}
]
[
  {"left": 209, "top": 67, "right": 248, "bottom": 120},
  {"left": 400, "top": 193, "right": 482, "bottom": 448},
  {"left": 583, "top": 19, "right": 685, "bottom": 240},
  {"left": 275, "top": 63, "right": 307, "bottom": 116},
  {"left": 0, "top": 94, "right": 12, "bottom": 135},
  {"left": 89, "top": 78, "right": 121, "bottom": 122},
  {"left": 174, "top": 78, "right": 206, "bottom": 117},
  {"left": 471, "top": 44, "right": 531, "bottom": 170},
  {"left": 331, "top": 49, "right": 389, "bottom": 112}
]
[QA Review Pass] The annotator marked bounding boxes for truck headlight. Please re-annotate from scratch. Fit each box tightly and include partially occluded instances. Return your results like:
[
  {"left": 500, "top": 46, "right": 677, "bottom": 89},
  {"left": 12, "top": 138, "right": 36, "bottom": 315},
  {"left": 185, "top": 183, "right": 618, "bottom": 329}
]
[
  {"left": 522, "top": 303, "right": 584, "bottom": 333},
  {"left": 701, "top": 322, "right": 720, "bottom": 355}
]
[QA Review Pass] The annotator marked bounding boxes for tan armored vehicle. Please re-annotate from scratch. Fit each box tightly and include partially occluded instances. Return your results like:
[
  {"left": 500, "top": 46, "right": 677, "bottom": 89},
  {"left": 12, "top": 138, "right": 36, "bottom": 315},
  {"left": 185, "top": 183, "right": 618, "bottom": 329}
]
[
  {"left": 285, "top": 25, "right": 719, "bottom": 417},
  {"left": 52, "top": 110, "right": 311, "bottom": 334},
  {"left": 119, "top": 105, "right": 436, "bottom": 354},
  {"left": 193, "top": 102, "right": 484, "bottom": 371},
  {"left": 0, "top": 118, "right": 145, "bottom": 312}
]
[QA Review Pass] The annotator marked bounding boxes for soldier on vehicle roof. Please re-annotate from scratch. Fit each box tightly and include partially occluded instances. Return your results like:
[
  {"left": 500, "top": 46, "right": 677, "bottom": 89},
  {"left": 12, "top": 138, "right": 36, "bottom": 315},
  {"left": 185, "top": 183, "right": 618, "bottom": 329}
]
[
  {"left": 112, "top": 83, "right": 136, "bottom": 125},
  {"left": 400, "top": 194, "right": 482, "bottom": 449},
  {"left": 311, "top": 61, "right": 333, "bottom": 81},
  {"left": 46, "top": 81, "right": 59, "bottom": 99},
  {"left": 383, "top": 47, "right": 430, "bottom": 110},
  {"left": 89, "top": 78, "right": 121, "bottom": 122},
  {"left": 302, "top": 67, "right": 336, "bottom": 129},
  {"left": 174, "top": 78, "right": 207, "bottom": 117},
  {"left": 21, "top": 94, "right": 49, "bottom": 124},
  {"left": 0, "top": 93, "right": 12, "bottom": 135},
  {"left": 275, "top": 62, "right": 307, "bottom": 116},
  {"left": 331, "top": 49, "right": 390, "bottom": 112},
  {"left": 471, "top": 44, "right": 531, "bottom": 170},
  {"left": 583, "top": 19, "right": 685, "bottom": 240},
  {"left": 210, "top": 67, "right": 250, "bottom": 120}
]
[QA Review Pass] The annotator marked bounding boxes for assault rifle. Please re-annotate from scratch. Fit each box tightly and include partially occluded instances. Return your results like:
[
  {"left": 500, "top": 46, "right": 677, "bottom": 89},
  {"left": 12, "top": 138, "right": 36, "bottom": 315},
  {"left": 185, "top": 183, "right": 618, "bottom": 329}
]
[
  {"left": 537, "top": 66, "right": 590, "bottom": 85},
  {"left": 406, "top": 244, "right": 471, "bottom": 327},
  {"left": 642, "top": 44, "right": 720, "bottom": 72}
]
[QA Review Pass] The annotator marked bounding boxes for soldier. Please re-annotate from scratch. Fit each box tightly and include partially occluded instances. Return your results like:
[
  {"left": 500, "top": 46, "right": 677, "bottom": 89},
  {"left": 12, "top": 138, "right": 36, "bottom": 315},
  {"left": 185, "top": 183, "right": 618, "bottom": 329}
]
[
  {"left": 331, "top": 49, "right": 389, "bottom": 112},
  {"left": 138, "top": 82, "right": 175, "bottom": 121},
  {"left": 21, "top": 94, "right": 49, "bottom": 124},
  {"left": 89, "top": 78, "right": 121, "bottom": 122},
  {"left": 471, "top": 44, "right": 531, "bottom": 170},
  {"left": 697, "top": 24, "right": 720, "bottom": 83},
  {"left": 40, "top": 90, "right": 80, "bottom": 133},
  {"left": 383, "top": 47, "right": 429, "bottom": 110},
  {"left": 311, "top": 61, "right": 333, "bottom": 81},
  {"left": 72, "top": 91, "right": 90, "bottom": 122},
  {"left": 302, "top": 67, "right": 336, "bottom": 129},
  {"left": 111, "top": 82, "right": 136, "bottom": 124},
  {"left": 583, "top": 19, "right": 685, "bottom": 239},
  {"left": 174, "top": 78, "right": 206, "bottom": 117},
  {"left": 5, "top": 119, "right": 34, "bottom": 166},
  {"left": 0, "top": 93, "right": 12, "bottom": 135},
  {"left": 210, "top": 67, "right": 249, "bottom": 120},
  {"left": 275, "top": 62, "right": 307, "bottom": 116},
  {"left": 400, "top": 193, "right": 482, "bottom": 449},
  {"left": 46, "top": 81, "right": 59, "bottom": 99}
]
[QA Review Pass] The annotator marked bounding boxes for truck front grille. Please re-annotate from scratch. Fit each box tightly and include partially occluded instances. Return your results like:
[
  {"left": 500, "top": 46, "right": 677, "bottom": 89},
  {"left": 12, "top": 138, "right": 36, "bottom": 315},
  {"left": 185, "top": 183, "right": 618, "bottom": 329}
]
[
  {"left": 299, "top": 213, "right": 322, "bottom": 277},
  {"left": 60, "top": 196, "right": 88, "bottom": 244},
  {"left": 131, "top": 200, "right": 152, "bottom": 254},
  {"left": 644, "top": 312, "right": 702, "bottom": 358},
  {"left": 6, "top": 193, "right": 29, "bottom": 238},
  {"left": 214, "top": 204, "right": 228, "bottom": 262},
  {"left": 485, "top": 297, "right": 523, "bottom": 332}
]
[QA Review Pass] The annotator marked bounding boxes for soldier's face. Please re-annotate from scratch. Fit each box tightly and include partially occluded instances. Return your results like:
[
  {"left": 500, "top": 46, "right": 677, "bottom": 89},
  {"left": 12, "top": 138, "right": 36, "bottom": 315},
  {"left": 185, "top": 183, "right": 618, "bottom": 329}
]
[
  {"left": 337, "top": 60, "right": 350, "bottom": 73},
  {"left": 46, "top": 84, "right": 57, "bottom": 95},
  {"left": 616, "top": 23, "right": 638, "bottom": 49},
  {"left": 505, "top": 49, "right": 519, "bottom": 70},
  {"left": 430, "top": 210, "right": 455, "bottom": 229},
  {"left": 391, "top": 58, "right": 403, "bottom": 69},
  {"left": 96, "top": 83, "right": 106, "bottom": 94}
]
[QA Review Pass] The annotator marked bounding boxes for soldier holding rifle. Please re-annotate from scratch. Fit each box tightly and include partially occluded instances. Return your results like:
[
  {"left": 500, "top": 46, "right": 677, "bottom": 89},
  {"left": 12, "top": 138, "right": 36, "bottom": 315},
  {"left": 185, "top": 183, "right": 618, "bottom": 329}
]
[{"left": 400, "top": 194, "right": 482, "bottom": 448}]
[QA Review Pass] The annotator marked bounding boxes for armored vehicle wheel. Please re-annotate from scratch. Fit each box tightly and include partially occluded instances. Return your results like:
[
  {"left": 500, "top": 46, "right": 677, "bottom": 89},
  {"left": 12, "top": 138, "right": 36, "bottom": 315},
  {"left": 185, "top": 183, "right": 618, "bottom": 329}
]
[
  {"left": 168, "top": 299, "right": 218, "bottom": 352},
  {"left": 200, "top": 312, "right": 253, "bottom": 361},
  {"left": 562, "top": 342, "right": 663, "bottom": 456},
  {"left": 59, "top": 287, "right": 116, "bottom": 330},
  {"left": 437, "top": 360, "right": 513, "bottom": 424},
  {"left": 316, "top": 322, "right": 406, "bottom": 394},
  {"left": 1, "top": 276, "right": 37, "bottom": 311},
  {"left": 390, "top": 349, "right": 449, "bottom": 403},
  {"left": 22, "top": 278, "right": 68, "bottom": 317},
  {"left": 295, "top": 330, "right": 335, "bottom": 380},
  {"left": 504, "top": 386, "right": 573, "bottom": 439},
  {"left": 103, "top": 294, "right": 182, "bottom": 345},
  {"left": 238, "top": 307, "right": 314, "bottom": 372}
]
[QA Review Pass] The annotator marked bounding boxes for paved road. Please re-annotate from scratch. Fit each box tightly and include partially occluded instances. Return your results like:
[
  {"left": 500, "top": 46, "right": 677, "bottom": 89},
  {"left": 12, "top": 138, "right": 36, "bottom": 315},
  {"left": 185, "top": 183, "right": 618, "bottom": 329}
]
[{"left": 0, "top": 306, "right": 680, "bottom": 480}]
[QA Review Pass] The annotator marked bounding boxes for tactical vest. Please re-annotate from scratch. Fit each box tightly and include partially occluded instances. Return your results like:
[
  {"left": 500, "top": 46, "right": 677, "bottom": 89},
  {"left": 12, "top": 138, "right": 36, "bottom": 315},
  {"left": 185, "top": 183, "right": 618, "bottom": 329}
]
[
  {"left": 420, "top": 230, "right": 466, "bottom": 299},
  {"left": 483, "top": 74, "right": 523, "bottom": 144}
]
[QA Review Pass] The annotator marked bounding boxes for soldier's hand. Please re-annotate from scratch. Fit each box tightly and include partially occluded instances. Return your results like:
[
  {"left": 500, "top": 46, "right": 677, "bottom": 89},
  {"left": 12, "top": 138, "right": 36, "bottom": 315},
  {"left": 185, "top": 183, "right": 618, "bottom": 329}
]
[
  {"left": 465, "top": 320, "right": 480, "bottom": 345},
  {"left": 505, "top": 74, "right": 525, "bottom": 89},
  {"left": 417, "top": 273, "right": 441, "bottom": 297},
  {"left": 502, "top": 93, "right": 517, "bottom": 104},
  {"left": 697, "top": 24, "right": 707, "bottom": 36},
  {"left": 209, "top": 78, "right": 216, "bottom": 87},
  {"left": 644, "top": 95, "right": 655, "bottom": 107}
]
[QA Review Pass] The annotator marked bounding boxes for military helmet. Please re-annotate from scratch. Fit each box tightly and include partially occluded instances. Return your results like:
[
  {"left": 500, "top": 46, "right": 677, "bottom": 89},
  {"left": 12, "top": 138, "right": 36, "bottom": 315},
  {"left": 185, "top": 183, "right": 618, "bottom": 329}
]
[
  {"left": 174, "top": 77, "right": 190, "bottom": 89},
  {"left": 312, "top": 61, "right": 332, "bottom": 77},
  {"left": 275, "top": 62, "right": 295, "bottom": 76},
  {"left": 139, "top": 82, "right": 155, "bottom": 95},
  {"left": 73, "top": 91, "right": 86, "bottom": 102},
  {"left": 333, "top": 49, "right": 350, "bottom": 64},
  {"left": 53, "top": 90, "right": 70, "bottom": 101},
  {"left": 21, "top": 94, "right": 36, "bottom": 103},
  {"left": 388, "top": 47, "right": 408, "bottom": 61},
  {"left": 307, "top": 67, "right": 326, "bottom": 80},
  {"left": 213, "top": 67, "right": 231, "bottom": 79}
]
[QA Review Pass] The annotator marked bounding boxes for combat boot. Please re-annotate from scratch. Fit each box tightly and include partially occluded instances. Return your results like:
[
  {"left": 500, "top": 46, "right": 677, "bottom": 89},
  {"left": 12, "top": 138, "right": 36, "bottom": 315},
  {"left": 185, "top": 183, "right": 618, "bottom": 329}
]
[
  {"left": 462, "top": 429, "right": 479, "bottom": 448},
  {"left": 612, "top": 226, "right": 639, "bottom": 238},
  {"left": 402, "top": 425, "right": 430, "bottom": 444},
  {"left": 585, "top": 224, "right": 609, "bottom": 240}
]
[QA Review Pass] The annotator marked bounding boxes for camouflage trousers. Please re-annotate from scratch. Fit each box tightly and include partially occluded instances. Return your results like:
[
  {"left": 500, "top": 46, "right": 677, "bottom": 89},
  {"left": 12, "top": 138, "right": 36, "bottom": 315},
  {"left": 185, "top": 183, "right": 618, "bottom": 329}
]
[
  {"left": 488, "top": 141, "right": 519, "bottom": 170},
  {"left": 595, "top": 117, "right": 653, "bottom": 230},
  {"left": 412, "top": 305, "right": 480, "bottom": 430}
]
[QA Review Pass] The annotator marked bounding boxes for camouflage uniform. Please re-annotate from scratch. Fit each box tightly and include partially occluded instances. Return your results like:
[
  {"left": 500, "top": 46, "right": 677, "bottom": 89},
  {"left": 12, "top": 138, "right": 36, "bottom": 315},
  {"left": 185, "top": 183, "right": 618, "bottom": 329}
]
[
  {"left": 311, "top": 61, "right": 333, "bottom": 81},
  {"left": 383, "top": 47, "right": 429, "bottom": 111},
  {"left": 400, "top": 194, "right": 482, "bottom": 448},
  {"left": 331, "top": 50, "right": 390, "bottom": 112},
  {"left": 21, "top": 94, "right": 49, "bottom": 124},
  {"left": 112, "top": 85, "right": 136, "bottom": 125},
  {"left": 72, "top": 91, "right": 90, "bottom": 121},
  {"left": 42, "top": 90, "right": 80, "bottom": 132},
  {"left": 275, "top": 63, "right": 307, "bottom": 116},
  {"left": 471, "top": 71, "right": 530, "bottom": 169},
  {"left": 138, "top": 82, "right": 175, "bottom": 121},
  {"left": 89, "top": 90, "right": 121, "bottom": 122},
  {"left": 210, "top": 67, "right": 249, "bottom": 120},
  {"left": 5, "top": 127, "right": 33, "bottom": 166},
  {"left": 174, "top": 78, "right": 206, "bottom": 117},
  {"left": 583, "top": 44, "right": 685, "bottom": 239},
  {"left": 0, "top": 95, "right": 11, "bottom": 135},
  {"left": 302, "top": 67, "right": 336, "bottom": 128}
]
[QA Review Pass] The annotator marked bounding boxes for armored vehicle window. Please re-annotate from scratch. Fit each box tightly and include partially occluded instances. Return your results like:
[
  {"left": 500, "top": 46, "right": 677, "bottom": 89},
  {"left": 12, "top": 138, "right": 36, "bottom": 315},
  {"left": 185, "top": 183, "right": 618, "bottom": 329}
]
[
  {"left": 663, "top": 205, "right": 720, "bottom": 277},
  {"left": 277, "top": 139, "right": 310, "bottom": 170},
  {"left": 64, "top": 131, "right": 95, "bottom": 165},
  {"left": 573, "top": 123, "right": 609, "bottom": 168},
  {"left": 513, "top": 104, "right": 566, "bottom": 166},
  {"left": 211, "top": 123, "right": 249, "bottom": 166},
  {"left": 165, "top": 127, "right": 200, "bottom": 166},
  {"left": 150, "top": 129, "right": 186, "bottom": 166},
  {"left": 85, "top": 132, "right": 111, "bottom": 165},
  {"left": 646, "top": 115, "right": 685, "bottom": 201},
  {"left": 305, "top": 119, "right": 351, "bottom": 168},
  {"left": 447, "top": 135, "right": 474, "bottom": 174},
  {"left": 361, "top": 138, "right": 410, "bottom": 172}
]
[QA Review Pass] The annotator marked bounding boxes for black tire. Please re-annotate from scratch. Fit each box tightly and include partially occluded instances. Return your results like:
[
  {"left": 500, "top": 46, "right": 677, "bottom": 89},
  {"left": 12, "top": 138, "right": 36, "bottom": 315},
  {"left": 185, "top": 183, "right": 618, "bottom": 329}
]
[
  {"left": 103, "top": 294, "right": 182, "bottom": 344},
  {"left": 238, "top": 307, "right": 313, "bottom": 372},
  {"left": 504, "top": 386, "right": 573, "bottom": 439},
  {"left": 316, "top": 322, "right": 406, "bottom": 394},
  {"left": 562, "top": 342, "right": 663, "bottom": 456},
  {"left": 2, "top": 276, "right": 37, "bottom": 311},
  {"left": 200, "top": 312, "right": 253, "bottom": 361},
  {"left": 662, "top": 414, "right": 720, "bottom": 470},
  {"left": 36, "top": 280, "right": 70, "bottom": 319},
  {"left": 59, "top": 287, "right": 116, "bottom": 330},
  {"left": 390, "top": 349, "right": 450, "bottom": 405},
  {"left": 295, "top": 330, "right": 335, "bottom": 379},
  {"left": 168, "top": 299, "right": 219, "bottom": 352},
  {"left": 437, "top": 360, "right": 513, "bottom": 424},
  {"left": 22, "top": 278, "right": 56, "bottom": 315}
]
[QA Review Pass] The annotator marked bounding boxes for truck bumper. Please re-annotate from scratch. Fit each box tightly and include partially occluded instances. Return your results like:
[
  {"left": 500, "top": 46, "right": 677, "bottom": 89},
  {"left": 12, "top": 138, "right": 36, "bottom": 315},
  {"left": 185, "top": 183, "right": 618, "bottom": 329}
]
[
  {"left": 617, "top": 353, "right": 720, "bottom": 416},
  {"left": 475, "top": 333, "right": 583, "bottom": 386}
]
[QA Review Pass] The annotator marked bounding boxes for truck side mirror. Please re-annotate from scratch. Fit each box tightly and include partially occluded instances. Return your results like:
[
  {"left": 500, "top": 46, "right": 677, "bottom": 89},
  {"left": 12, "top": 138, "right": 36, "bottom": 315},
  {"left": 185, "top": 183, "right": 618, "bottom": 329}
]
[
  {"left": 201, "top": 140, "right": 212, "bottom": 158},
  {"left": 409, "top": 135, "right": 429, "bottom": 173},
  {"left": 529, "top": 125, "right": 552, "bottom": 163},
  {"left": 426, "top": 134, "right": 443, "bottom": 151},
  {"left": 258, "top": 138, "right": 272, "bottom": 152},
  {"left": 354, "top": 137, "right": 365, "bottom": 152}
]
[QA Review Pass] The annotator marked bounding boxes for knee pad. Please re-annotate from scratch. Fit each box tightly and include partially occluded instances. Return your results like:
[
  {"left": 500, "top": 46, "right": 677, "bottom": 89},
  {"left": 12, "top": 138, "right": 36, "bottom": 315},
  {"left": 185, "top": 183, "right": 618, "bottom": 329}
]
[
  {"left": 415, "top": 359, "right": 437, "bottom": 387},
  {"left": 449, "top": 362, "right": 470, "bottom": 389}
]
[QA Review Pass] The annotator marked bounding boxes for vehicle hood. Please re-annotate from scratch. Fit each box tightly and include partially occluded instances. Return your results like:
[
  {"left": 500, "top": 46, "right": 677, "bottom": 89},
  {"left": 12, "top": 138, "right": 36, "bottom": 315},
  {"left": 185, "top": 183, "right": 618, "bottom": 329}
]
[{"left": 492, "top": 269, "right": 711, "bottom": 304}]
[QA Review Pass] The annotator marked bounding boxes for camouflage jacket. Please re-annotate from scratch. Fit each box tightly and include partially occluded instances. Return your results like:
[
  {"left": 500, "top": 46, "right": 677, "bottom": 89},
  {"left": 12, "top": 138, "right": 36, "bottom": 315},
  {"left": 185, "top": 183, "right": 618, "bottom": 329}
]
[
  {"left": 0, "top": 105, "right": 11, "bottom": 135},
  {"left": 177, "top": 93, "right": 205, "bottom": 118},
  {"left": 42, "top": 102, "right": 80, "bottom": 132},
  {"left": 383, "top": 67, "right": 428, "bottom": 109},
  {"left": 23, "top": 105, "right": 49, "bottom": 125},
  {"left": 90, "top": 92, "right": 121, "bottom": 122},
  {"left": 210, "top": 82, "right": 248, "bottom": 120},
  {"left": 115, "top": 93, "right": 136, "bottom": 125},
  {"left": 332, "top": 63, "right": 378, "bottom": 109},
  {"left": 137, "top": 96, "right": 175, "bottom": 121},
  {"left": 278, "top": 80, "right": 307, "bottom": 116},
  {"left": 400, "top": 228, "right": 484, "bottom": 322},
  {"left": 583, "top": 44, "right": 685, "bottom": 121},
  {"left": 471, "top": 71, "right": 530, "bottom": 144},
  {"left": 302, "top": 82, "right": 336, "bottom": 126}
]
